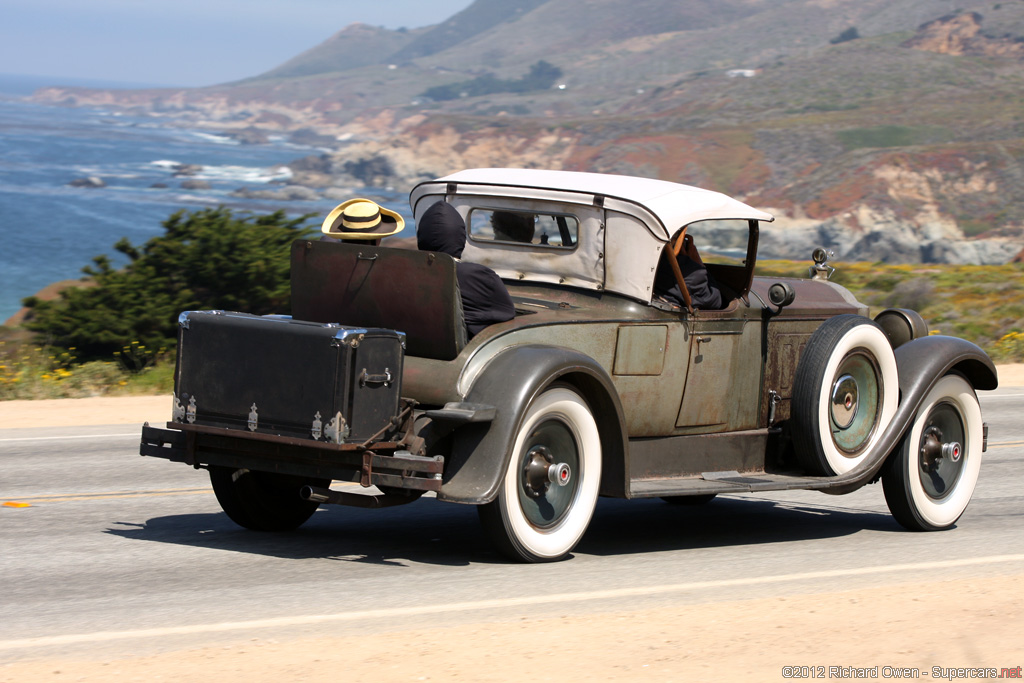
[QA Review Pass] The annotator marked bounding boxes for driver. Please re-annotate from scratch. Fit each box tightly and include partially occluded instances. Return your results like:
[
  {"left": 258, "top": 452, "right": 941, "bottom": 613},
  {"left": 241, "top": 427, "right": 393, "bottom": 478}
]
[{"left": 654, "top": 236, "right": 723, "bottom": 310}]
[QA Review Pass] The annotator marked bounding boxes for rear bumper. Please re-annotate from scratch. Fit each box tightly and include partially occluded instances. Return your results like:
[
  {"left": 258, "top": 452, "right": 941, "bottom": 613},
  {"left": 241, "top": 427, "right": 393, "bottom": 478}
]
[{"left": 140, "top": 422, "right": 444, "bottom": 492}]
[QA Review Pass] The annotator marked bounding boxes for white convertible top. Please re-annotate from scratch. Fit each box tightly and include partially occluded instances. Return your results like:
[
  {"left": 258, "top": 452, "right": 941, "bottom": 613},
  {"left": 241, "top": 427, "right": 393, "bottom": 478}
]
[
  {"left": 409, "top": 168, "right": 774, "bottom": 302},
  {"left": 431, "top": 168, "right": 773, "bottom": 238}
]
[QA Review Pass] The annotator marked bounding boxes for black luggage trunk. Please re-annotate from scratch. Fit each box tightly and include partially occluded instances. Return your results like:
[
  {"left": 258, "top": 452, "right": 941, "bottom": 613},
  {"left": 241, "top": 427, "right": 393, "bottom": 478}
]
[{"left": 174, "top": 311, "right": 405, "bottom": 442}]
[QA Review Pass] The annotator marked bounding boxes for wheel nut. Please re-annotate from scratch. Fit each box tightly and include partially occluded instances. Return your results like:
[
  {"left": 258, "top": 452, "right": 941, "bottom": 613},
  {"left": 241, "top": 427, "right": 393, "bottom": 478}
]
[
  {"left": 942, "top": 442, "right": 962, "bottom": 462},
  {"left": 548, "top": 463, "right": 571, "bottom": 486}
]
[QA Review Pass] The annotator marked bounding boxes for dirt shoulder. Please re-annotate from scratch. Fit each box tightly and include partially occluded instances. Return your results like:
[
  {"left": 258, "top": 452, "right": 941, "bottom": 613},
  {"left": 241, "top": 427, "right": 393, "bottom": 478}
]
[
  {"left": 2, "top": 364, "right": 1022, "bottom": 429},
  {"left": 2, "top": 573, "right": 1021, "bottom": 681},
  {"left": 0, "top": 395, "right": 171, "bottom": 429}
]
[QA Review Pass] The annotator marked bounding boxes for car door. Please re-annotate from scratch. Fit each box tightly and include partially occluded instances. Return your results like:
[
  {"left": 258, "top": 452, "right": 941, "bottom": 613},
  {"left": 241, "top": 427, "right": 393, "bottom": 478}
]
[{"left": 675, "top": 313, "right": 762, "bottom": 433}]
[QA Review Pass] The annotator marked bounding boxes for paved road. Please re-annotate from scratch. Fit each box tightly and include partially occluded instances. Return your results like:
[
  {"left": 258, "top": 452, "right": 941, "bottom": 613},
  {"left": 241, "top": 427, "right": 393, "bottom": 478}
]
[{"left": 1, "top": 387, "right": 1022, "bottom": 661}]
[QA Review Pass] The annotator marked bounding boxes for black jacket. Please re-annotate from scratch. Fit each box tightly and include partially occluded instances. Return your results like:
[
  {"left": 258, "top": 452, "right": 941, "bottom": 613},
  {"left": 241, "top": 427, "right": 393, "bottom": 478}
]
[
  {"left": 417, "top": 201, "right": 516, "bottom": 337},
  {"left": 654, "top": 252, "right": 723, "bottom": 310}
]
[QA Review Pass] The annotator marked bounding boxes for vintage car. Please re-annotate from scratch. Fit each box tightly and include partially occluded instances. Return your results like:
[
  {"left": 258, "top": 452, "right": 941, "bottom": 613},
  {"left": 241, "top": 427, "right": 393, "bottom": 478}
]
[{"left": 140, "top": 168, "right": 997, "bottom": 562}]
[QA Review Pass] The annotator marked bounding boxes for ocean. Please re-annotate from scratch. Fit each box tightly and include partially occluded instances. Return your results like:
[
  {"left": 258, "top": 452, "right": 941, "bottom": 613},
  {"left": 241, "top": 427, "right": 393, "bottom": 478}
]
[{"left": 0, "top": 76, "right": 409, "bottom": 323}]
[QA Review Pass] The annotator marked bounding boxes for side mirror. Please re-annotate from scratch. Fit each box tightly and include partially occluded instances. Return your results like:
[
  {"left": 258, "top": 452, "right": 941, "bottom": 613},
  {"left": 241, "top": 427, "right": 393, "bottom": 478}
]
[{"left": 768, "top": 282, "right": 796, "bottom": 310}]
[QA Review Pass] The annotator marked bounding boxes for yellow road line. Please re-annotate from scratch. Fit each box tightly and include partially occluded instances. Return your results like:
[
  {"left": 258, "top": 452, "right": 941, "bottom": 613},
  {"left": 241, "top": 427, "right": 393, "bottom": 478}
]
[{"left": 4, "top": 488, "right": 209, "bottom": 505}]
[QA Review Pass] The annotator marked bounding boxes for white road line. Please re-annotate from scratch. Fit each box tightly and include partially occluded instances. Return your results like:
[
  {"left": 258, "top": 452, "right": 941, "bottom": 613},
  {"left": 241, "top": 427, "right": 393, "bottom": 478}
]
[
  {"left": 0, "top": 433, "right": 138, "bottom": 443},
  {"left": 2, "top": 554, "right": 1022, "bottom": 651}
]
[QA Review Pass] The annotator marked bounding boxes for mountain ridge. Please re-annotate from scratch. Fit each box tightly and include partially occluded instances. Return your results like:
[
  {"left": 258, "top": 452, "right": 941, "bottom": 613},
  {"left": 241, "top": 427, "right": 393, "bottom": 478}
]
[{"left": 28, "top": 0, "right": 1024, "bottom": 264}]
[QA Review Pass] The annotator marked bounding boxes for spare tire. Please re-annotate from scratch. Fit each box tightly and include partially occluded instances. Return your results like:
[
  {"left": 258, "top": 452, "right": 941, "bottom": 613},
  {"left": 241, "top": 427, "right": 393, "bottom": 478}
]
[{"left": 791, "top": 315, "right": 898, "bottom": 476}]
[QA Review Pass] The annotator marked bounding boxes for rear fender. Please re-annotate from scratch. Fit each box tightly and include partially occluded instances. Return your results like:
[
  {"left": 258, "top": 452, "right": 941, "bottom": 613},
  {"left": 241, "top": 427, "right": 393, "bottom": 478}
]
[{"left": 436, "top": 344, "right": 627, "bottom": 504}]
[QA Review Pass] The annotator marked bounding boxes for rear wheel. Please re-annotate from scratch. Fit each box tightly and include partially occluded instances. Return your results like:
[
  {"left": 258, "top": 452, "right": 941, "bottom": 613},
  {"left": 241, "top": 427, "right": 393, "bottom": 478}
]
[
  {"left": 209, "top": 466, "right": 327, "bottom": 531},
  {"left": 882, "top": 374, "right": 983, "bottom": 531},
  {"left": 792, "top": 315, "right": 899, "bottom": 475},
  {"left": 479, "top": 386, "right": 602, "bottom": 562}
]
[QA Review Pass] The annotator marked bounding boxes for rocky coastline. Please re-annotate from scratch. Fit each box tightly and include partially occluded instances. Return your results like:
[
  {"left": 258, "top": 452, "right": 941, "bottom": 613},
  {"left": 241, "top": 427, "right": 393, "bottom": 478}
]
[{"left": 29, "top": 85, "right": 1024, "bottom": 266}]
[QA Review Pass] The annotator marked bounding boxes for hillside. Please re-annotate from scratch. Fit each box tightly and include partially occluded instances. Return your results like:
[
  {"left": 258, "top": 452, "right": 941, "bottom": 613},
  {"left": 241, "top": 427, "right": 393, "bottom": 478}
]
[{"left": 29, "top": 0, "right": 1024, "bottom": 264}]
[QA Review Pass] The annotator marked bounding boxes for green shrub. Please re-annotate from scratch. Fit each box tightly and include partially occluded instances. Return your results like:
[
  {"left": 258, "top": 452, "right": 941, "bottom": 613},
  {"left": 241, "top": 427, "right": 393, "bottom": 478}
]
[
  {"left": 23, "top": 208, "right": 315, "bottom": 362},
  {"left": 421, "top": 60, "right": 562, "bottom": 101},
  {"left": 837, "top": 125, "right": 952, "bottom": 150},
  {"left": 830, "top": 27, "right": 860, "bottom": 44},
  {"left": 883, "top": 278, "right": 936, "bottom": 311}
]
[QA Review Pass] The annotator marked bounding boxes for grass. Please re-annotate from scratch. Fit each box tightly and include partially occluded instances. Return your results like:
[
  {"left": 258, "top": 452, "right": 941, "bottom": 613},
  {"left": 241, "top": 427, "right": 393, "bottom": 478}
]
[
  {"left": 756, "top": 260, "right": 1024, "bottom": 362},
  {"left": 836, "top": 125, "right": 954, "bottom": 150},
  {"left": 0, "top": 341, "right": 174, "bottom": 400}
]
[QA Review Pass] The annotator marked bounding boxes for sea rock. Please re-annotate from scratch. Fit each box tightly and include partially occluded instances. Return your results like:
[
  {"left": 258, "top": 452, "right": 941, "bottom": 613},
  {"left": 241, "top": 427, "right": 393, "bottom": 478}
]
[
  {"left": 286, "top": 169, "right": 336, "bottom": 188},
  {"left": 288, "top": 154, "right": 333, "bottom": 173},
  {"left": 172, "top": 164, "right": 203, "bottom": 177},
  {"left": 342, "top": 155, "right": 395, "bottom": 186},
  {"left": 180, "top": 179, "right": 212, "bottom": 190},
  {"left": 758, "top": 216, "right": 1021, "bottom": 266},
  {"left": 288, "top": 129, "right": 340, "bottom": 148},
  {"left": 230, "top": 185, "right": 319, "bottom": 201},
  {"left": 225, "top": 127, "right": 270, "bottom": 145},
  {"left": 68, "top": 176, "right": 106, "bottom": 188}
]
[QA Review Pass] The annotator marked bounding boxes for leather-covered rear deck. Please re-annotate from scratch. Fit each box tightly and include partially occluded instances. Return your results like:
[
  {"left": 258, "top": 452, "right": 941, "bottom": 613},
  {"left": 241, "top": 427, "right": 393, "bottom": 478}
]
[{"left": 290, "top": 240, "right": 467, "bottom": 360}]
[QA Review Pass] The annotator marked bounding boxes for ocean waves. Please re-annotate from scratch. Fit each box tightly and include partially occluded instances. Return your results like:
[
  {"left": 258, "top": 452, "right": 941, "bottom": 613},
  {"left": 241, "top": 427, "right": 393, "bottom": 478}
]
[
  {"left": 0, "top": 99, "right": 361, "bottom": 322},
  {"left": 148, "top": 160, "right": 294, "bottom": 184}
]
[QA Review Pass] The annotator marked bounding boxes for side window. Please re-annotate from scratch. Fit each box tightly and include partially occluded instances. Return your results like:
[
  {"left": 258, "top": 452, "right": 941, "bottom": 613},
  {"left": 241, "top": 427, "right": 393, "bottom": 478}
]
[{"left": 468, "top": 208, "right": 578, "bottom": 249}]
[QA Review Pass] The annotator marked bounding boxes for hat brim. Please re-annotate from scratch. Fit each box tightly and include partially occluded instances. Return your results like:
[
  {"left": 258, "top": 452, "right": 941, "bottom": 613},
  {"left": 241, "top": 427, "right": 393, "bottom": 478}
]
[{"left": 322, "top": 201, "right": 405, "bottom": 239}]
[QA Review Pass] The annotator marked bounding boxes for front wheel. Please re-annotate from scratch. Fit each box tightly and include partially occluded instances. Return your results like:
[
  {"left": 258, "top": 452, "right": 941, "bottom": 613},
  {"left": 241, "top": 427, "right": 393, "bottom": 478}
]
[
  {"left": 209, "top": 466, "right": 327, "bottom": 531},
  {"left": 479, "top": 386, "right": 602, "bottom": 562},
  {"left": 882, "top": 374, "right": 983, "bottom": 531}
]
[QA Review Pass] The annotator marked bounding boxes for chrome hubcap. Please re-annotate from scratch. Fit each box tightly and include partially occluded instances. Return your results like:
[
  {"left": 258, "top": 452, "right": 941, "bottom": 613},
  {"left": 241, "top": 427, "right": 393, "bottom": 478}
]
[
  {"left": 831, "top": 374, "right": 859, "bottom": 428},
  {"left": 829, "top": 351, "right": 882, "bottom": 455}
]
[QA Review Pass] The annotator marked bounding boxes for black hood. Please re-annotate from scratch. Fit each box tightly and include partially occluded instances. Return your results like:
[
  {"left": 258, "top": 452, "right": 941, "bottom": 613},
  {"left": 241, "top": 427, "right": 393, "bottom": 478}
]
[{"left": 416, "top": 201, "right": 466, "bottom": 259}]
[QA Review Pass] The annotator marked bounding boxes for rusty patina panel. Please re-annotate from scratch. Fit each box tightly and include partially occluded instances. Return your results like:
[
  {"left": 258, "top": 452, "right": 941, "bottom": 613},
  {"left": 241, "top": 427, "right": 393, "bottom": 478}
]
[
  {"left": 675, "top": 318, "right": 762, "bottom": 432},
  {"left": 762, "top": 322, "right": 820, "bottom": 425},
  {"left": 613, "top": 325, "right": 668, "bottom": 376},
  {"left": 452, "top": 315, "right": 689, "bottom": 437}
]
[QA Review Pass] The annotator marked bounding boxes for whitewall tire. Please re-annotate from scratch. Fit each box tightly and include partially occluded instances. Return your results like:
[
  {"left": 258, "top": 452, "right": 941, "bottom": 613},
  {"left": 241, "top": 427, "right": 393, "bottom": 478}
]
[
  {"left": 882, "top": 374, "right": 983, "bottom": 531},
  {"left": 479, "top": 386, "right": 602, "bottom": 562}
]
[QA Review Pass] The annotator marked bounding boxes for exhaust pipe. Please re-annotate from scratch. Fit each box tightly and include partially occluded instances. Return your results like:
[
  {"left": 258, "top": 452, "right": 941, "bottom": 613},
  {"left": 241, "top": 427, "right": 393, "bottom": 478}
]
[{"left": 300, "top": 485, "right": 420, "bottom": 509}]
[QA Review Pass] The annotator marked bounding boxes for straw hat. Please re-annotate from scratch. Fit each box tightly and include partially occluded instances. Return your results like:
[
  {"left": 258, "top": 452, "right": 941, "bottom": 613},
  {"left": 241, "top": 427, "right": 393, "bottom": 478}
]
[{"left": 321, "top": 199, "right": 405, "bottom": 239}]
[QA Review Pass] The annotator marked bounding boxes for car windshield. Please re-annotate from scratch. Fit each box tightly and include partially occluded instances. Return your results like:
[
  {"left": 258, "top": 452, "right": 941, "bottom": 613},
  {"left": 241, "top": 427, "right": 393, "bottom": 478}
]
[
  {"left": 468, "top": 208, "right": 578, "bottom": 248},
  {"left": 688, "top": 218, "right": 750, "bottom": 266}
]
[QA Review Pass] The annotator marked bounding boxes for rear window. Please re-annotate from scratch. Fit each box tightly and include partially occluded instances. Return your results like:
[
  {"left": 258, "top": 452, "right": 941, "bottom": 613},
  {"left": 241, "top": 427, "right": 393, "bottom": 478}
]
[{"left": 468, "top": 208, "right": 578, "bottom": 249}]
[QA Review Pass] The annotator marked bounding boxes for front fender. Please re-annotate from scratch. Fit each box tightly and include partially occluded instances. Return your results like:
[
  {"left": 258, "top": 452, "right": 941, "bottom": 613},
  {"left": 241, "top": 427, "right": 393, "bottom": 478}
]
[
  {"left": 823, "top": 335, "right": 997, "bottom": 494},
  {"left": 436, "top": 344, "right": 627, "bottom": 504},
  {"left": 892, "top": 334, "right": 998, "bottom": 393}
]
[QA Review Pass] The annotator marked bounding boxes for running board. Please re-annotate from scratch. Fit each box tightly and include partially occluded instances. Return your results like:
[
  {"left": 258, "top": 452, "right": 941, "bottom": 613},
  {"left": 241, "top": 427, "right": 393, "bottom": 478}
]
[{"left": 629, "top": 470, "right": 828, "bottom": 498}]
